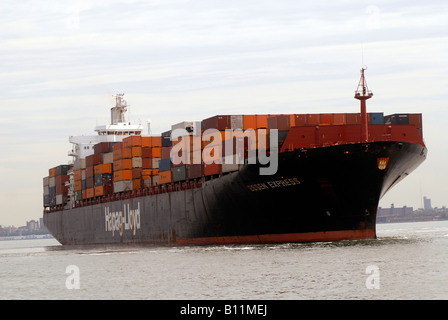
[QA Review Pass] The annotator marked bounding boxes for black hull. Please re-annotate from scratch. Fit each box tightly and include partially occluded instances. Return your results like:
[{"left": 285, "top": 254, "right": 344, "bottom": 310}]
[{"left": 44, "top": 141, "right": 426, "bottom": 245}]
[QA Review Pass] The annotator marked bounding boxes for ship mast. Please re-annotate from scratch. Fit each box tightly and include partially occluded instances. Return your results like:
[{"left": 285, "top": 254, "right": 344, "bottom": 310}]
[
  {"left": 354, "top": 68, "right": 373, "bottom": 142},
  {"left": 111, "top": 93, "right": 127, "bottom": 124}
]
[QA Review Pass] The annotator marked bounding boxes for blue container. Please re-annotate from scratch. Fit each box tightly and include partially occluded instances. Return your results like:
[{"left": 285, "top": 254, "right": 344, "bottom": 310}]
[
  {"left": 159, "top": 158, "right": 172, "bottom": 172},
  {"left": 370, "top": 112, "right": 384, "bottom": 125}
]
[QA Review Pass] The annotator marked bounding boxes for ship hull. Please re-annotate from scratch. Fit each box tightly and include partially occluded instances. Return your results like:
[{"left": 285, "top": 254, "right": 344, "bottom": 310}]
[{"left": 44, "top": 141, "right": 426, "bottom": 245}]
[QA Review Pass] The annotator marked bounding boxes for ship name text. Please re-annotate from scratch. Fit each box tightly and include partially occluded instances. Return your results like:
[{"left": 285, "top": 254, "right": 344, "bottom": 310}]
[
  {"left": 247, "top": 177, "right": 300, "bottom": 192},
  {"left": 104, "top": 202, "right": 141, "bottom": 236}
]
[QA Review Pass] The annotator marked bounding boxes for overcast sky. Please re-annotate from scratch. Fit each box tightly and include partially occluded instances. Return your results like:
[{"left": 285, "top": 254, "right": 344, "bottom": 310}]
[{"left": 1, "top": 0, "right": 447, "bottom": 226}]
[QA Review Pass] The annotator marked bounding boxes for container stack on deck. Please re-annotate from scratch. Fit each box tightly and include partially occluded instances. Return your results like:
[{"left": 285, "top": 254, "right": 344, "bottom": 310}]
[{"left": 43, "top": 112, "right": 423, "bottom": 209}]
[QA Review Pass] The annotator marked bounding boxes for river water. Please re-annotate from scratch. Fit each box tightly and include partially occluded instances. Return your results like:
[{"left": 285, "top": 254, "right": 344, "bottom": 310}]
[{"left": 1, "top": 221, "right": 447, "bottom": 301}]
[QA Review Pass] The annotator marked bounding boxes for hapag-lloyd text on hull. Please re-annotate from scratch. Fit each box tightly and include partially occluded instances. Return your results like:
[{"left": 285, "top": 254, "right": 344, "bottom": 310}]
[
  {"left": 105, "top": 202, "right": 141, "bottom": 236},
  {"left": 170, "top": 128, "right": 279, "bottom": 175}
]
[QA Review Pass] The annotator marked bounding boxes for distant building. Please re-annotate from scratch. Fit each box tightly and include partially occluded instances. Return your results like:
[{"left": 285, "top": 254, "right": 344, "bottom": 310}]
[
  {"left": 377, "top": 204, "right": 413, "bottom": 223},
  {"left": 424, "top": 197, "right": 432, "bottom": 211}
]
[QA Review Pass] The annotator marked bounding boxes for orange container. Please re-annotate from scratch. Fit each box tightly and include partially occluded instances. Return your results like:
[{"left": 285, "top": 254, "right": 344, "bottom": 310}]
[
  {"left": 133, "top": 178, "right": 141, "bottom": 190},
  {"left": 74, "top": 169, "right": 83, "bottom": 181},
  {"left": 159, "top": 171, "right": 172, "bottom": 184},
  {"left": 256, "top": 114, "right": 270, "bottom": 129},
  {"left": 49, "top": 167, "right": 56, "bottom": 178},
  {"left": 86, "top": 188, "right": 95, "bottom": 198},
  {"left": 131, "top": 146, "right": 142, "bottom": 157},
  {"left": 114, "top": 170, "right": 132, "bottom": 181},
  {"left": 114, "top": 159, "right": 132, "bottom": 171},
  {"left": 94, "top": 163, "right": 112, "bottom": 175},
  {"left": 243, "top": 115, "right": 257, "bottom": 130},
  {"left": 123, "top": 135, "right": 142, "bottom": 148},
  {"left": 112, "top": 142, "right": 123, "bottom": 151},
  {"left": 74, "top": 180, "right": 82, "bottom": 191},
  {"left": 142, "top": 136, "right": 162, "bottom": 148}
]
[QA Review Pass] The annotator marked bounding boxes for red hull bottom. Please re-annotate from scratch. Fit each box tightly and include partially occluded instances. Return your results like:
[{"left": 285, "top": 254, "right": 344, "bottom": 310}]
[{"left": 176, "top": 229, "right": 376, "bottom": 245}]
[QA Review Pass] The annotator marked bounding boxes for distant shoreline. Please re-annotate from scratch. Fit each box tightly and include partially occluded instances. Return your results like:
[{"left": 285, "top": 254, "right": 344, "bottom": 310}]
[{"left": 0, "top": 234, "right": 54, "bottom": 241}]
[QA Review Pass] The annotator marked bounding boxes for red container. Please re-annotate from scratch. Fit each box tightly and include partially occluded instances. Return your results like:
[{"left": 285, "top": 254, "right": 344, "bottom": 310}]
[
  {"left": 202, "top": 115, "right": 231, "bottom": 131},
  {"left": 203, "top": 162, "right": 221, "bottom": 176},
  {"left": 346, "top": 113, "right": 360, "bottom": 125},
  {"left": 86, "top": 153, "right": 102, "bottom": 167},
  {"left": 267, "top": 115, "right": 291, "bottom": 130},
  {"left": 94, "top": 142, "right": 112, "bottom": 154},
  {"left": 123, "top": 135, "right": 142, "bottom": 148}
]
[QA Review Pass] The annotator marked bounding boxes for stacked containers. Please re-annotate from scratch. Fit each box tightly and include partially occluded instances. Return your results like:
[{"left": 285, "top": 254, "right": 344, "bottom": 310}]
[
  {"left": 46, "top": 165, "right": 70, "bottom": 205},
  {"left": 141, "top": 136, "right": 161, "bottom": 187}
]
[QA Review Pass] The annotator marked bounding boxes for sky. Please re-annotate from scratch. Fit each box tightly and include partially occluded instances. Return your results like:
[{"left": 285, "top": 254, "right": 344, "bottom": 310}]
[{"left": 0, "top": 0, "right": 447, "bottom": 226}]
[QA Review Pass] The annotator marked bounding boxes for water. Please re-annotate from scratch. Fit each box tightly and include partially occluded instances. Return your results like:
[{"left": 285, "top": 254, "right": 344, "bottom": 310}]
[{"left": 1, "top": 221, "right": 448, "bottom": 300}]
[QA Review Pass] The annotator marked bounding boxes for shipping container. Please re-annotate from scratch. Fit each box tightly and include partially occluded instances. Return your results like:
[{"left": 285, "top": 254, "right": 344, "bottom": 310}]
[
  {"left": 74, "top": 169, "right": 83, "bottom": 181},
  {"left": 112, "top": 142, "right": 123, "bottom": 151},
  {"left": 131, "top": 146, "right": 142, "bottom": 157},
  {"left": 369, "top": 112, "right": 384, "bottom": 125},
  {"left": 43, "top": 195, "right": 50, "bottom": 206},
  {"left": 94, "top": 163, "right": 112, "bottom": 175},
  {"left": 267, "top": 115, "right": 291, "bottom": 130},
  {"left": 49, "top": 167, "right": 56, "bottom": 178},
  {"left": 132, "top": 168, "right": 142, "bottom": 179},
  {"left": 94, "top": 142, "right": 112, "bottom": 154},
  {"left": 230, "top": 115, "right": 244, "bottom": 130},
  {"left": 152, "top": 158, "right": 160, "bottom": 169},
  {"left": 55, "top": 165, "right": 70, "bottom": 176},
  {"left": 86, "top": 188, "right": 95, "bottom": 199},
  {"left": 132, "top": 157, "right": 142, "bottom": 168},
  {"left": 161, "top": 130, "right": 172, "bottom": 147},
  {"left": 114, "top": 170, "right": 133, "bottom": 181},
  {"left": 186, "top": 164, "right": 202, "bottom": 179},
  {"left": 43, "top": 185, "right": 50, "bottom": 196},
  {"left": 142, "top": 147, "right": 161, "bottom": 158},
  {"left": 95, "top": 184, "right": 113, "bottom": 197},
  {"left": 43, "top": 176, "right": 49, "bottom": 187},
  {"left": 171, "top": 121, "right": 196, "bottom": 134},
  {"left": 159, "top": 171, "right": 173, "bottom": 184},
  {"left": 86, "top": 154, "right": 102, "bottom": 167},
  {"left": 74, "top": 180, "right": 82, "bottom": 191},
  {"left": 161, "top": 147, "right": 172, "bottom": 159},
  {"left": 133, "top": 178, "right": 141, "bottom": 191},
  {"left": 123, "top": 135, "right": 142, "bottom": 148},
  {"left": 243, "top": 115, "right": 257, "bottom": 130},
  {"left": 49, "top": 177, "right": 56, "bottom": 187},
  {"left": 113, "top": 147, "right": 132, "bottom": 161},
  {"left": 74, "top": 190, "right": 82, "bottom": 201},
  {"left": 384, "top": 113, "right": 410, "bottom": 125},
  {"left": 159, "top": 158, "right": 171, "bottom": 172},
  {"left": 114, "top": 158, "right": 132, "bottom": 171},
  {"left": 172, "top": 165, "right": 186, "bottom": 182},
  {"left": 256, "top": 114, "right": 270, "bottom": 129},
  {"left": 409, "top": 113, "right": 422, "bottom": 129},
  {"left": 95, "top": 173, "right": 112, "bottom": 187},
  {"left": 86, "top": 166, "right": 94, "bottom": 178},
  {"left": 102, "top": 152, "right": 114, "bottom": 164},
  {"left": 222, "top": 154, "right": 240, "bottom": 173},
  {"left": 142, "top": 136, "right": 162, "bottom": 148},
  {"left": 114, "top": 180, "right": 133, "bottom": 193},
  {"left": 202, "top": 115, "right": 231, "bottom": 131},
  {"left": 203, "top": 162, "right": 221, "bottom": 176}
]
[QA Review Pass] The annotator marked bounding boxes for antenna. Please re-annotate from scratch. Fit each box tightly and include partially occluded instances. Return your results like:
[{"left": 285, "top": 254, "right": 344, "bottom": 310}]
[{"left": 354, "top": 68, "right": 373, "bottom": 142}]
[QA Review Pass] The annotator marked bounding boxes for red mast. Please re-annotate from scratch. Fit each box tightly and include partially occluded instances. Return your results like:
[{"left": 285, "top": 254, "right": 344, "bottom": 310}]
[{"left": 354, "top": 68, "right": 373, "bottom": 142}]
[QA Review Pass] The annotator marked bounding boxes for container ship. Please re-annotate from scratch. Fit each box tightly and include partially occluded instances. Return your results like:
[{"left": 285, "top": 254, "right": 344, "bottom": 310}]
[{"left": 43, "top": 70, "right": 427, "bottom": 245}]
